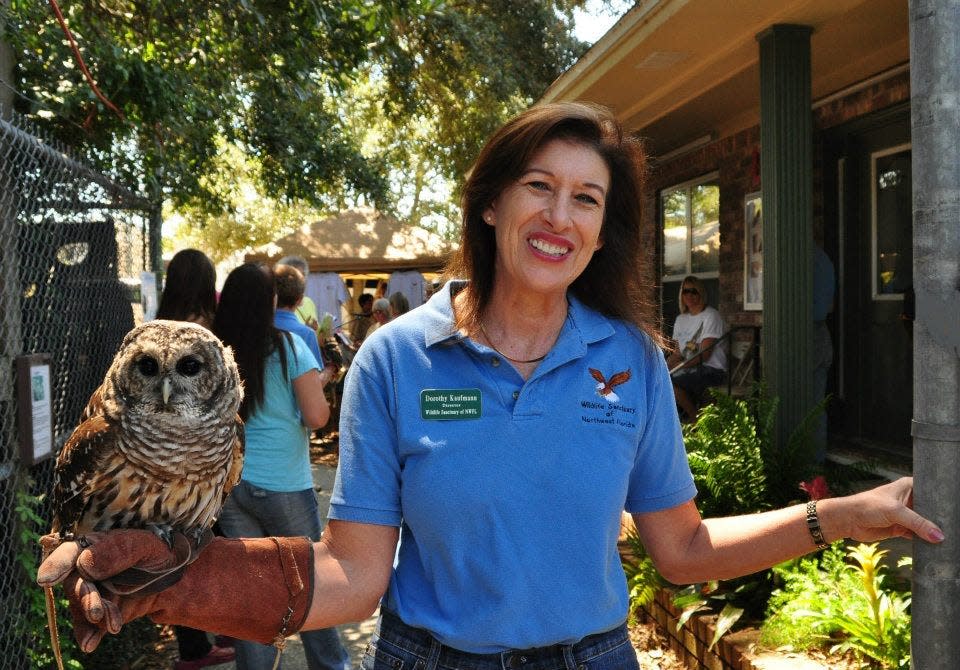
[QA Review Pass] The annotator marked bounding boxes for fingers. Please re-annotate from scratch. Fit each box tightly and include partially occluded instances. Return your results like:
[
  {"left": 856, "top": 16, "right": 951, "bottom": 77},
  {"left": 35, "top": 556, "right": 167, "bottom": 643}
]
[
  {"left": 37, "top": 540, "right": 83, "bottom": 586},
  {"left": 64, "top": 574, "right": 109, "bottom": 652},
  {"left": 892, "top": 505, "right": 944, "bottom": 544},
  {"left": 76, "top": 529, "right": 177, "bottom": 580}
]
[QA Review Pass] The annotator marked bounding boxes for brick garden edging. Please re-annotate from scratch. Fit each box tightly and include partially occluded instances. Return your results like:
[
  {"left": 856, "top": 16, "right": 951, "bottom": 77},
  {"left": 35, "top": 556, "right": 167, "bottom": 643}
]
[{"left": 636, "top": 589, "right": 763, "bottom": 670}]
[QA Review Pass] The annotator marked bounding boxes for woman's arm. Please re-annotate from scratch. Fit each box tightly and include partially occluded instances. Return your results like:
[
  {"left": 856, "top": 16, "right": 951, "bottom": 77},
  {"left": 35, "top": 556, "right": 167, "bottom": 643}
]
[
  {"left": 302, "top": 520, "right": 399, "bottom": 628},
  {"left": 293, "top": 369, "right": 330, "bottom": 430},
  {"left": 632, "top": 477, "right": 943, "bottom": 585}
]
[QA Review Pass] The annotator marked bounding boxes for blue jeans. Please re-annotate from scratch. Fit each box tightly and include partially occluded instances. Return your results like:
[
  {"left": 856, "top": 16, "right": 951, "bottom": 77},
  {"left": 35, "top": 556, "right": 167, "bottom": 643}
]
[
  {"left": 218, "top": 480, "right": 351, "bottom": 670},
  {"left": 360, "top": 610, "right": 640, "bottom": 670}
]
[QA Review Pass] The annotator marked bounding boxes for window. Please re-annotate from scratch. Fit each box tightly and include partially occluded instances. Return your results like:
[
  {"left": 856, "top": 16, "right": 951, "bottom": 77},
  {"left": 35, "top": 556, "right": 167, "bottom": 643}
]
[
  {"left": 659, "top": 174, "right": 720, "bottom": 329},
  {"left": 871, "top": 144, "right": 912, "bottom": 300},
  {"left": 661, "top": 174, "right": 720, "bottom": 282}
]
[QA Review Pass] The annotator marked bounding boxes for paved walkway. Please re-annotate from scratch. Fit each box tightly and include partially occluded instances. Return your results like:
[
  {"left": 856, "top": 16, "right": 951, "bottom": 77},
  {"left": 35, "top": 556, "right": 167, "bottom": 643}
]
[{"left": 216, "top": 462, "right": 378, "bottom": 669}]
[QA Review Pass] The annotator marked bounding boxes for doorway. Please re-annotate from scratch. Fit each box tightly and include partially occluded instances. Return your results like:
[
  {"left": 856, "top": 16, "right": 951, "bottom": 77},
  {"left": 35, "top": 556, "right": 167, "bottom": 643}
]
[{"left": 826, "top": 106, "right": 913, "bottom": 457}]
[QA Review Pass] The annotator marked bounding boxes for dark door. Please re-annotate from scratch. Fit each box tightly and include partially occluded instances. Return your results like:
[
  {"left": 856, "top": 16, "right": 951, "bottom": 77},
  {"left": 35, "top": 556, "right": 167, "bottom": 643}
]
[{"left": 830, "top": 109, "right": 913, "bottom": 456}]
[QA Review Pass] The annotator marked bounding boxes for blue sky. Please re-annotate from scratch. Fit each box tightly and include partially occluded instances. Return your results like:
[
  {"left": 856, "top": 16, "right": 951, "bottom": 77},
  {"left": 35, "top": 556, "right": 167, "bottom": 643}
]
[{"left": 572, "top": 0, "right": 633, "bottom": 44}]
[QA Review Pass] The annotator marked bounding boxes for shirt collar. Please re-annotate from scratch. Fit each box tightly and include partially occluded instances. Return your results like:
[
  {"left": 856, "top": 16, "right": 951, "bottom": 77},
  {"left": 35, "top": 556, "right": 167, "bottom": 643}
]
[{"left": 421, "top": 280, "right": 617, "bottom": 352}]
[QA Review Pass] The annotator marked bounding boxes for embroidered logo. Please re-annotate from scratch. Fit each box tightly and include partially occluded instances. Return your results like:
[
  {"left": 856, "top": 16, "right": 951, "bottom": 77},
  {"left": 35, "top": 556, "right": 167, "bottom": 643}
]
[{"left": 588, "top": 367, "right": 631, "bottom": 403}]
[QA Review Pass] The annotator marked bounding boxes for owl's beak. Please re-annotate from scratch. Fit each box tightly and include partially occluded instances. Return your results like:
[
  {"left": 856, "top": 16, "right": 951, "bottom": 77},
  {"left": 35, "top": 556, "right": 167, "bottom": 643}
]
[{"left": 162, "top": 377, "right": 173, "bottom": 405}]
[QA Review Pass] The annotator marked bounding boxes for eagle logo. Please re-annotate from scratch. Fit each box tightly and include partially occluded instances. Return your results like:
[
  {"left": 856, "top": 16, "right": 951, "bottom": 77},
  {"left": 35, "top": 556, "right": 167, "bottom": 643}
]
[{"left": 589, "top": 368, "right": 631, "bottom": 403}]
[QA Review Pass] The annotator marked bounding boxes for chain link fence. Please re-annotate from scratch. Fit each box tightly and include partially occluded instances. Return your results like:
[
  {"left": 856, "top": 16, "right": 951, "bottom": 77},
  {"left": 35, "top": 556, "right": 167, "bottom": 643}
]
[{"left": 0, "top": 108, "right": 156, "bottom": 668}]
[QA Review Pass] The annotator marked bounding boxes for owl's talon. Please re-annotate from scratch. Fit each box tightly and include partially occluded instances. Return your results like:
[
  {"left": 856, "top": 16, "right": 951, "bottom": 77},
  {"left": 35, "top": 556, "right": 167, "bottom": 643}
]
[{"left": 147, "top": 524, "right": 175, "bottom": 548}]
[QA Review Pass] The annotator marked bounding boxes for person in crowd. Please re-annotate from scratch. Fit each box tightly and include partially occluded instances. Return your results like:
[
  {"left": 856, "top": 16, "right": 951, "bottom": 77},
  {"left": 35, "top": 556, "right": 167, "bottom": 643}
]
[
  {"left": 155, "top": 248, "right": 235, "bottom": 670},
  {"left": 39, "top": 103, "right": 943, "bottom": 670},
  {"left": 157, "top": 249, "right": 219, "bottom": 330},
  {"left": 348, "top": 292, "right": 375, "bottom": 346},
  {"left": 388, "top": 291, "right": 410, "bottom": 318},
  {"left": 363, "top": 297, "right": 392, "bottom": 338},
  {"left": 209, "top": 263, "right": 347, "bottom": 670},
  {"left": 274, "top": 263, "right": 327, "bottom": 369},
  {"left": 665, "top": 275, "right": 727, "bottom": 421},
  {"left": 277, "top": 255, "right": 320, "bottom": 332}
]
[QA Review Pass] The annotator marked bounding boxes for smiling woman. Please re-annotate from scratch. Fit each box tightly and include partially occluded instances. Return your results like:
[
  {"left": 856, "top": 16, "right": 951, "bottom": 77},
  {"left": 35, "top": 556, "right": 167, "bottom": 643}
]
[{"left": 40, "top": 103, "right": 944, "bottom": 670}]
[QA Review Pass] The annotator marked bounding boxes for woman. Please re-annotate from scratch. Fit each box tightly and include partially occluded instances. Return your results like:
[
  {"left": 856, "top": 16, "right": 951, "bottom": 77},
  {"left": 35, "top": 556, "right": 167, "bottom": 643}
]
[
  {"left": 156, "top": 248, "right": 236, "bottom": 670},
  {"left": 363, "top": 297, "right": 392, "bottom": 338},
  {"left": 665, "top": 275, "right": 727, "bottom": 421},
  {"left": 40, "top": 104, "right": 943, "bottom": 667},
  {"left": 156, "top": 248, "right": 218, "bottom": 328},
  {"left": 211, "top": 263, "right": 348, "bottom": 670}
]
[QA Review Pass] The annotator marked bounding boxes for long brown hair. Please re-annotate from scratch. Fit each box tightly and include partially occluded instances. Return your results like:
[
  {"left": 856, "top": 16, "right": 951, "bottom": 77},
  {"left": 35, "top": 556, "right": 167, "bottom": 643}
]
[{"left": 446, "top": 102, "right": 660, "bottom": 343}]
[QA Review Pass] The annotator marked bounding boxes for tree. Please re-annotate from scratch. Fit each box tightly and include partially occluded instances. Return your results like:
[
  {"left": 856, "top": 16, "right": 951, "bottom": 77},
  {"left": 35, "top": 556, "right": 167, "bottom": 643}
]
[{"left": 5, "top": 0, "right": 588, "bottom": 235}]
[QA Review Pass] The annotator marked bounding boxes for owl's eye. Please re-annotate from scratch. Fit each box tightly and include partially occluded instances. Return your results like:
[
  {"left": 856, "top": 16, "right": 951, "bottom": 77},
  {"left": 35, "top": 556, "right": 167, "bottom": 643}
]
[
  {"left": 176, "top": 356, "right": 203, "bottom": 377},
  {"left": 136, "top": 356, "right": 159, "bottom": 376}
]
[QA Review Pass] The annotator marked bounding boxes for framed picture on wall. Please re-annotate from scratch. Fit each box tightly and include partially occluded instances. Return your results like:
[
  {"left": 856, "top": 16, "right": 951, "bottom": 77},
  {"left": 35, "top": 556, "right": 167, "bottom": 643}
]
[{"left": 743, "top": 191, "right": 763, "bottom": 310}]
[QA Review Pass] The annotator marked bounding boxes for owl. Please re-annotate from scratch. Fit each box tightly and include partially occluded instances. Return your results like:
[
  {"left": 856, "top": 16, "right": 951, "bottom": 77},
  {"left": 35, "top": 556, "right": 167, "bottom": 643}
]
[{"left": 49, "top": 319, "right": 245, "bottom": 544}]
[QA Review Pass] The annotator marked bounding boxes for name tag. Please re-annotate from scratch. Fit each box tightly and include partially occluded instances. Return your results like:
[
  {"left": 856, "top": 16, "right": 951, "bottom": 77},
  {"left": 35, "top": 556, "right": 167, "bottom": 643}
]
[{"left": 420, "top": 388, "right": 482, "bottom": 420}]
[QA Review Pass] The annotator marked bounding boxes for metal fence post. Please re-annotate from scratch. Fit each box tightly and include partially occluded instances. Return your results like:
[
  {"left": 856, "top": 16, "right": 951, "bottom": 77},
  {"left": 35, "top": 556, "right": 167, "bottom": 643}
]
[{"left": 909, "top": 0, "right": 960, "bottom": 667}]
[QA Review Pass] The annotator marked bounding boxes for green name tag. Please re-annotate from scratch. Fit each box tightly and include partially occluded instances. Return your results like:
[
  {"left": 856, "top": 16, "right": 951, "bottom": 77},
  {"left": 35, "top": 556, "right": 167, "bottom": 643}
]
[{"left": 420, "top": 388, "right": 482, "bottom": 420}]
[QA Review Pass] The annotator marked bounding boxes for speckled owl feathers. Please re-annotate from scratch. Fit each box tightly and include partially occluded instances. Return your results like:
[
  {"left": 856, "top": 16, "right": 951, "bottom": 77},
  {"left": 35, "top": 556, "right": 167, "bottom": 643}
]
[{"left": 50, "top": 320, "right": 244, "bottom": 539}]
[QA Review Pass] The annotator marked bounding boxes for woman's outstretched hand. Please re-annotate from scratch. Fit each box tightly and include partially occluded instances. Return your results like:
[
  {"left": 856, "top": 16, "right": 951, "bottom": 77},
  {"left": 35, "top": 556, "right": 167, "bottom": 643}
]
[{"left": 824, "top": 476, "right": 945, "bottom": 545}]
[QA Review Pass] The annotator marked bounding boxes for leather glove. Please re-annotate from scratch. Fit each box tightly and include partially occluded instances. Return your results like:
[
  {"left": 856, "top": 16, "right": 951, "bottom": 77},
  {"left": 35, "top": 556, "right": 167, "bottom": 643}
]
[{"left": 37, "top": 530, "right": 314, "bottom": 653}]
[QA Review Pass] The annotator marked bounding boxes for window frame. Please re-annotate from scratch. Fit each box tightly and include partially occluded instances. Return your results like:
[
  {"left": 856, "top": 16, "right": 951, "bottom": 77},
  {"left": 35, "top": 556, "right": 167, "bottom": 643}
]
[
  {"left": 659, "top": 171, "right": 720, "bottom": 284},
  {"left": 870, "top": 142, "right": 911, "bottom": 301}
]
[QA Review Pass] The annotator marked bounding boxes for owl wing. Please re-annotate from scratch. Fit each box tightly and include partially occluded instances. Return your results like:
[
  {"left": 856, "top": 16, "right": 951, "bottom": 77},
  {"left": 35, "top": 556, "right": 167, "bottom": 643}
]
[
  {"left": 221, "top": 415, "right": 245, "bottom": 503},
  {"left": 50, "top": 414, "right": 117, "bottom": 535},
  {"left": 78, "top": 383, "right": 107, "bottom": 425}
]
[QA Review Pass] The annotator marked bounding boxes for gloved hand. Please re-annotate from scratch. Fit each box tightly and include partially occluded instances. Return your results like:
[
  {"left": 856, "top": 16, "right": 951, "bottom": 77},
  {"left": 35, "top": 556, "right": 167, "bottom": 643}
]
[{"left": 38, "top": 529, "right": 314, "bottom": 653}]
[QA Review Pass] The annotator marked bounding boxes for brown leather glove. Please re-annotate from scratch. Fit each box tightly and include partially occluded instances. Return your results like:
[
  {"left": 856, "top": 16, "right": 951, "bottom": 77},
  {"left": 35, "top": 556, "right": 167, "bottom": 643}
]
[{"left": 37, "top": 530, "right": 314, "bottom": 653}]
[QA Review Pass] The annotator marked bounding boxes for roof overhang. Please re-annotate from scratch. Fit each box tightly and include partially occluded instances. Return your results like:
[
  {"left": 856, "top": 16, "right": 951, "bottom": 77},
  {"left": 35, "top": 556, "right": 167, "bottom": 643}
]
[{"left": 543, "top": 0, "right": 910, "bottom": 156}]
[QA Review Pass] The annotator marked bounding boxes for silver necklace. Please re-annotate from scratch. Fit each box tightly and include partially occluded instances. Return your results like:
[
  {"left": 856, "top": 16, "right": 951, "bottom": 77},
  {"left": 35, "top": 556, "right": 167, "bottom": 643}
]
[{"left": 478, "top": 323, "right": 548, "bottom": 364}]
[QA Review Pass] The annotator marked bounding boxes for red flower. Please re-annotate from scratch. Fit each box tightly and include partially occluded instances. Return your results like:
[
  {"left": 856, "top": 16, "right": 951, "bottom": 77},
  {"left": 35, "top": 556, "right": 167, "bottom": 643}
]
[{"left": 799, "top": 475, "right": 830, "bottom": 500}]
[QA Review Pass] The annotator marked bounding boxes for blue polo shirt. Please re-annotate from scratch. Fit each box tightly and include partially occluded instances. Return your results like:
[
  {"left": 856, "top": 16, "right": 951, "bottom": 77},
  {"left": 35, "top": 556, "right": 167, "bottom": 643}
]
[
  {"left": 275, "top": 309, "right": 323, "bottom": 367},
  {"left": 329, "top": 281, "right": 696, "bottom": 653}
]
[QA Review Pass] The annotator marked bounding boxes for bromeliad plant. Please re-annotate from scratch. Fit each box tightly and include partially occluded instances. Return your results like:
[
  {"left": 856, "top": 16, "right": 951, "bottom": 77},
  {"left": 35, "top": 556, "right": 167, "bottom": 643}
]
[{"left": 762, "top": 543, "right": 912, "bottom": 669}]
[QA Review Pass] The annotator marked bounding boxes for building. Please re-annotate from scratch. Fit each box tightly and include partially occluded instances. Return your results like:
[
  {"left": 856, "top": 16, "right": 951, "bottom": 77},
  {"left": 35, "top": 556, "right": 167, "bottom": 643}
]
[{"left": 544, "top": 0, "right": 916, "bottom": 462}]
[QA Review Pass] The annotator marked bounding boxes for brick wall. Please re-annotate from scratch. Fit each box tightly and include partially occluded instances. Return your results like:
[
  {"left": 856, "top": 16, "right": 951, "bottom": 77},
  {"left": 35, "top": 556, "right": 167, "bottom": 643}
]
[
  {"left": 641, "top": 125, "right": 761, "bottom": 329},
  {"left": 641, "top": 67, "right": 911, "bottom": 332},
  {"left": 638, "top": 589, "right": 761, "bottom": 670}
]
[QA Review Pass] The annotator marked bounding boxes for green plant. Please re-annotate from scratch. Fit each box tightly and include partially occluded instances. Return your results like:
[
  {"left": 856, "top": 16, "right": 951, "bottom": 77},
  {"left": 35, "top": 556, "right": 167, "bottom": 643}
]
[
  {"left": 622, "top": 387, "right": 826, "bottom": 647},
  {"left": 760, "top": 542, "right": 854, "bottom": 650},
  {"left": 683, "top": 385, "right": 823, "bottom": 516},
  {"left": 761, "top": 542, "right": 912, "bottom": 669},
  {"left": 13, "top": 483, "right": 82, "bottom": 670},
  {"left": 620, "top": 525, "right": 666, "bottom": 609},
  {"left": 806, "top": 544, "right": 912, "bottom": 668}
]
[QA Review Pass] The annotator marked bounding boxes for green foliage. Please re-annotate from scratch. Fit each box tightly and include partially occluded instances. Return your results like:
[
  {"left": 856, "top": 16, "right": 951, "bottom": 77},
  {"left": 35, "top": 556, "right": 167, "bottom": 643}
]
[
  {"left": 622, "top": 387, "right": 825, "bottom": 649},
  {"left": 760, "top": 543, "right": 854, "bottom": 650},
  {"left": 6, "top": 0, "right": 590, "bottom": 255},
  {"left": 620, "top": 525, "right": 666, "bottom": 608},
  {"left": 13, "top": 483, "right": 82, "bottom": 670},
  {"left": 683, "top": 385, "right": 822, "bottom": 517},
  {"left": 762, "top": 543, "right": 912, "bottom": 669},
  {"left": 673, "top": 583, "right": 745, "bottom": 651}
]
